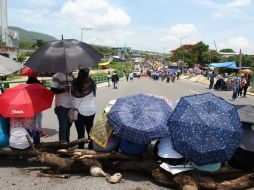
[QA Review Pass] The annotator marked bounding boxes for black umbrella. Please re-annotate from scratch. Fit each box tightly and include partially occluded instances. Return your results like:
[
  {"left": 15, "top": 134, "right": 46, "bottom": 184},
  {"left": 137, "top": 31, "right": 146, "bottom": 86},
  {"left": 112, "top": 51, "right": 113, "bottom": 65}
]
[{"left": 25, "top": 39, "right": 103, "bottom": 73}]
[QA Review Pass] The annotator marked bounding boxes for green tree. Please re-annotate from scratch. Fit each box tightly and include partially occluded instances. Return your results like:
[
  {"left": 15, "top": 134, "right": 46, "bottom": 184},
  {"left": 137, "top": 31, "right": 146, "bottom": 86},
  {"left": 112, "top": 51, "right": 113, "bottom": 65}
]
[
  {"left": 219, "top": 48, "right": 235, "bottom": 53},
  {"left": 19, "top": 41, "right": 33, "bottom": 49},
  {"left": 0, "top": 40, "right": 6, "bottom": 48},
  {"left": 194, "top": 41, "right": 209, "bottom": 64},
  {"left": 32, "top": 39, "right": 48, "bottom": 49},
  {"left": 17, "top": 52, "right": 27, "bottom": 63}
]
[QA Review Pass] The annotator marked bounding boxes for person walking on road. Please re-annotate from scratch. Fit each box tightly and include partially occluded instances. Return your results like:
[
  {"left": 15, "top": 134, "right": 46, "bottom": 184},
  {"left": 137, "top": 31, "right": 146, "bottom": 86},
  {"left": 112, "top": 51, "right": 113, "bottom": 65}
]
[
  {"left": 238, "top": 74, "right": 247, "bottom": 97},
  {"left": 71, "top": 68, "right": 96, "bottom": 149},
  {"left": 111, "top": 71, "right": 119, "bottom": 89},
  {"left": 51, "top": 72, "right": 73, "bottom": 142},
  {"left": 209, "top": 71, "right": 216, "bottom": 89},
  {"left": 107, "top": 71, "right": 111, "bottom": 87},
  {"left": 126, "top": 72, "right": 129, "bottom": 82},
  {"left": 243, "top": 74, "right": 251, "bottom": 97},
  {"left": 129, "top": 72, "right": 133, "bottom": 81},
  {"left": 232, "top": 75, "right": 240, "bottom": 101}
]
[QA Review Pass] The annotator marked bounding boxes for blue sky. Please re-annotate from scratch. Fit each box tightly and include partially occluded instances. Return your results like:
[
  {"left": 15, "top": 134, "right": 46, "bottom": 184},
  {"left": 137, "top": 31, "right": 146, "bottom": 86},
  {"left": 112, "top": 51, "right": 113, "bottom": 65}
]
[{"left": 8, "top": 0, "right": 254, "bottom": 54}]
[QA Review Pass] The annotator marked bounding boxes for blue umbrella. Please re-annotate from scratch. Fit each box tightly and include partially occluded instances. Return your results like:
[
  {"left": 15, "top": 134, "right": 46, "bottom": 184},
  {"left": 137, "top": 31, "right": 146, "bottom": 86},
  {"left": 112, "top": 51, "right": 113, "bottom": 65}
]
[
  {"left": 108, "top": 93, "right": 172, "bottom": 144},
  {"left": 168, "top": 92, "right": 243, "bottom": 166}
]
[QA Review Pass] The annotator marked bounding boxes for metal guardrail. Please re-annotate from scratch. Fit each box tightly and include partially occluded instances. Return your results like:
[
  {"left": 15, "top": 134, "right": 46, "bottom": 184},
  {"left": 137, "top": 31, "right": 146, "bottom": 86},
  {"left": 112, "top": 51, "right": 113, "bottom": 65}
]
[{"left": 0, "top": 76, "right": 108, "bottom": 91}]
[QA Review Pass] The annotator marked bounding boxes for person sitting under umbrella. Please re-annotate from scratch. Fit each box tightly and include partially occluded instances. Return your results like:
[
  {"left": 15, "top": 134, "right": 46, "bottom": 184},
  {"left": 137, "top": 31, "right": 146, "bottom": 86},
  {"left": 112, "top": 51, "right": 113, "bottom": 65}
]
[
  {"left": 9, "top": 116, "right": 40, "bottom": 149},
  {"left": 26, "top": 76, "right": 48, "bottom": 138}
]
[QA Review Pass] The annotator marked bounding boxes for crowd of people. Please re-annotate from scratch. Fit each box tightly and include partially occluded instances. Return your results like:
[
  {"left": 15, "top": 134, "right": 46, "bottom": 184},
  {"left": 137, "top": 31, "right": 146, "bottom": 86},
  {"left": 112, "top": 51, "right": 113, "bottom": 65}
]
[
  {"left": 207, "top": 70, "right": 251, "bottom": 101},
  {"left": 147, "top": 69, "right": 181, "bottom": 83},
  {"left": 0, "top": 68, "right": 97, "bottom": 150}
]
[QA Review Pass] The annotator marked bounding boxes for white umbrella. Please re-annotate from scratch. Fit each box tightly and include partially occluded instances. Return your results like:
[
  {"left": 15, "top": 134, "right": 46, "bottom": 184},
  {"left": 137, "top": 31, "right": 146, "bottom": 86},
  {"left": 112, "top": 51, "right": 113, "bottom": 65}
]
[{"left": 0, "top": 55, "right": 22, "bottom": 76}]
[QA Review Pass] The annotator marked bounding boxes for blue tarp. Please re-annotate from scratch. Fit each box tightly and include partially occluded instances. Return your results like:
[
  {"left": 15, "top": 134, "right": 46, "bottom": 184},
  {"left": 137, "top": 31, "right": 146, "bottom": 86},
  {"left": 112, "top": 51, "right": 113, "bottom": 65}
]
[{"left": 209, "top": 62, "right": 237, "bottom": 69}]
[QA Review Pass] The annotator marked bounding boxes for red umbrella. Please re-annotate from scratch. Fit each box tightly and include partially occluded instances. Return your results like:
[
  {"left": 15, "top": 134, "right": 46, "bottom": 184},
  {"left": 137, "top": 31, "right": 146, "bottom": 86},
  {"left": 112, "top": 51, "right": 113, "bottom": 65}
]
[
  {"left": 0, "top": 84, "right": 54, "bottom": 117},
  {"left": 20, "top": 66, "right": 38, "bottom": 77}
]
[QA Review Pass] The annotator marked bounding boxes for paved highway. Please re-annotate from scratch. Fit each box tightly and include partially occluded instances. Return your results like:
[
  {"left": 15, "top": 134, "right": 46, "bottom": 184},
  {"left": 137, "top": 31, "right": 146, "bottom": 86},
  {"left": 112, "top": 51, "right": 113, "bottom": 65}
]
[{"left": 1, "top": 77, "right": 253, "bottom": 190}]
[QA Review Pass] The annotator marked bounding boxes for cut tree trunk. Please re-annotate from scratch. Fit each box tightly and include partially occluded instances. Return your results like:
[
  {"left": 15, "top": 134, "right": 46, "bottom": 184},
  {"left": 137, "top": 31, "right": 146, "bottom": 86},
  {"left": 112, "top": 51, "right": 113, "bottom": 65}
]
[
  {"left": 58, "top": 149, "right": 138, "bottom": 160},
  {"left": 151, "top": 167, "right": 254, "bottom": 190},
  {"left": 36, "top": 138, "right": 89, "bottom": 150}
]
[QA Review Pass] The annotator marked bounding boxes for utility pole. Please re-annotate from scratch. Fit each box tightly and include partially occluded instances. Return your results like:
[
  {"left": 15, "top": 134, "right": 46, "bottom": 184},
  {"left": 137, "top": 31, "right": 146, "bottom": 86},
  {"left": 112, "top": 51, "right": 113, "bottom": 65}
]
[
  {"left": 214, "top": 40, "right": 218, "bottom": 52},
  {"left": 173, "top": 34, "right": 191, "bottom": 47},
  {"left": 173, "top": 34, "right": 191, "bottom": 73},
  {"left": 81, "top": 27, "right": 92, "bottom": 42},
  {"left": 239, "top": 49, "right": 242, "bottom": 68}
]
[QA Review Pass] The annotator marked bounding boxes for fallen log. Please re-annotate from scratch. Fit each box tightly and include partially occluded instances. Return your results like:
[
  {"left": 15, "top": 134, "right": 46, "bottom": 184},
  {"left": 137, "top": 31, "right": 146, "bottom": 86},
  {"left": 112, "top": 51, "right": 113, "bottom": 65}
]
[
  {"left": 0, "top": 147, "right": 36, "bottom": 157},
  {"left": 36, "top": 138, "right": 90, "bottom": 150},
  {"left": 103, "top": 159, "right": 159, "bottom": 173},
  {"left": 217, "top": 173, "right": 254, "bottom": 190},
  {"left": 151, "top": 167, "right": 254, "bottom": 190},
  {"left": 58, "top": 149, "right": 138, "bottom": 160}
]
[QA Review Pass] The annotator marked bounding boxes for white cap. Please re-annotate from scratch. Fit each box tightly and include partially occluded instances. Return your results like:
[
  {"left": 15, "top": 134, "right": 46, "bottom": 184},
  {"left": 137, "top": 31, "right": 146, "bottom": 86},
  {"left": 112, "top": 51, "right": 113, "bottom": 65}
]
[{"left": 9, "top": 127, "right": 33, "bottom": 149}]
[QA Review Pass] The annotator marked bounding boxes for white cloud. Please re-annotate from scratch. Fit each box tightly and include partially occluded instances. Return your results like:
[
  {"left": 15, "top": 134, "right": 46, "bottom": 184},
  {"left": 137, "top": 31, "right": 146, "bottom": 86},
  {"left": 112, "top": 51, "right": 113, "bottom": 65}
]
[
  {"left": 226, "top": 0, "right": 251, "bottom": 8},
  {"left": 87, "top": 29, "right": 134, "bottom": 47},
  {"left": 160, "top": 24, "right": 197, "bottom": 44},
  {"left": 169, "top": 24, "right": 197, "bottom": 36},
  {"left": 228, "top": 36, "right": 249, "bottom": 47},
  {"left": 59, "top": 0, "right": 131, "bottom": 30}
]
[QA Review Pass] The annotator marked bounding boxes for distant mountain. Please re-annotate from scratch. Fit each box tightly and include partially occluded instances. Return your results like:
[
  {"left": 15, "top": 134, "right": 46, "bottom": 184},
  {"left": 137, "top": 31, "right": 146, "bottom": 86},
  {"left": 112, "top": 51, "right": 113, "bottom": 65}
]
[{"left": 9, "top": 26, "right": 57, "bottom": 42}]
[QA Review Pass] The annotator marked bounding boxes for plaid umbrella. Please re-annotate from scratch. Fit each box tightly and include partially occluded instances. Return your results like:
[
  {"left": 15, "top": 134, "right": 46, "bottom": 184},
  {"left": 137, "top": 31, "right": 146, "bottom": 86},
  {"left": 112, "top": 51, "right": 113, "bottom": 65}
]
[
  {"left": 168, "top": 92, "right": 243, "bottom": 166},
  {"left": 108, "top": 93, "right": 172, "bottom": 144}
]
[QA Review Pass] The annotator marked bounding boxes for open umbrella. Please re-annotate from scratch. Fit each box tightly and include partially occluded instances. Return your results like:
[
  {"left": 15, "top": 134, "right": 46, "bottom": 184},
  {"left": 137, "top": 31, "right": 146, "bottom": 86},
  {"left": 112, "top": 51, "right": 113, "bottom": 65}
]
[
  {"left": 168, "top": 92, "right": 243, "bottom": 165},
  {"left": 20, "top": 66, "right": 38, "bottom": 77},
  {"left": 24, "top": 39, "right": 103, "bottom": 73},
  {"left": 236, "top": 105, "right": 254, "bottom": 124},
  {"left": 108, "top": 93, "right": 172, "bottom": 144},
  {"left": 240, "top": 69, "right": 253, "bottom": 75},
  {"left": 0, "top": 55, "right": 22, "bottom": 76},
  {"left": 0, "top": 84, "right": 54, "bottom": 117}
]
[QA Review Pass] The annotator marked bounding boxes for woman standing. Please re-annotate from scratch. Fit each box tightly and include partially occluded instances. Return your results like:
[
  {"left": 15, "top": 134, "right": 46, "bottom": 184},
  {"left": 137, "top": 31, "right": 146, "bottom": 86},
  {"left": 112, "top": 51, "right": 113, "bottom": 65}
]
[
  {"left": 71, "top": 68, "right": 96, "bottom": 149},
  {"left": 232, "top": 75, "right": 240, "bottom": 101}
]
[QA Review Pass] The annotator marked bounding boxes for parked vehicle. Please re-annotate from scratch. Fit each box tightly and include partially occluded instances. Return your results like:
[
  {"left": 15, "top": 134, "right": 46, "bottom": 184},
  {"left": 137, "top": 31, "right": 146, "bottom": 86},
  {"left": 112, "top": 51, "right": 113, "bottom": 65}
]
[{"left": 132, "top": 69, "right": 141, "bottom": 78}]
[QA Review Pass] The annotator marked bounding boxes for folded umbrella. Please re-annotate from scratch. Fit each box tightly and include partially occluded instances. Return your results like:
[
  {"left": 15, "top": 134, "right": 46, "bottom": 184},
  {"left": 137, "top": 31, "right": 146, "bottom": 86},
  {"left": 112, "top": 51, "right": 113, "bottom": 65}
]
[
  {"left": 0, "top": 84, "right": 54, "bottom": 117},
  {"left": 168, "top": 92, "right": 243, "bottom": 165},
  {"left": 108, "top": 93, "right": 172, "bottom": 144},
  {"left": 25, "top": 39, "right": 103, "bottom": 73}
]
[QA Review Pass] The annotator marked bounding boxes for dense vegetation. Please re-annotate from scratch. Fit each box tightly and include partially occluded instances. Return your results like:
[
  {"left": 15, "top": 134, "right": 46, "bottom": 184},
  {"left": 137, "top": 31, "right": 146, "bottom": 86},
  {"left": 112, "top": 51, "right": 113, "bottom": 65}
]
[{"left": 169, "top": 41, "right": 254, "bottom": 68}]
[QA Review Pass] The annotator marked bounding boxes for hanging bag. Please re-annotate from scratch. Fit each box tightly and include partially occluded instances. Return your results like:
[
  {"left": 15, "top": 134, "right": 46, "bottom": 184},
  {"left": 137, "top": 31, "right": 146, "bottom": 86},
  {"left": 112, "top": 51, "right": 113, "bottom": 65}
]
[
  {"left": 68, "top": 97, "right": 83, "bottom": 123},
  {"left": 68, "top": 108, "right": 78, "bottom": 123}
]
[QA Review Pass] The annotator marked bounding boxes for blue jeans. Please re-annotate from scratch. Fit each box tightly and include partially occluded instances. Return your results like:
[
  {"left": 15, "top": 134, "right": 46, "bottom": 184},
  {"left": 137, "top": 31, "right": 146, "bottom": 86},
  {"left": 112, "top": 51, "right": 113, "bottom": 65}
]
[
  {"left": 232, "top": 87, "right": 239, "bottom": 100},
  {"left": 26, "top": 129, "right": 40, "bottom": 144},
  {"left": 54, "top": 106, "right": 72, "bottom": 142}
]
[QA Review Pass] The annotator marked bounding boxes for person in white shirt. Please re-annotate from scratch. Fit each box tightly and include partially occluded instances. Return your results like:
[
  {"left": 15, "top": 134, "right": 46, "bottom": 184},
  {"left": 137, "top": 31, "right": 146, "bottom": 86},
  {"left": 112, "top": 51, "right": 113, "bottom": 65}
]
[
  {"left": 71, "top": 68, "right": 96, "bottom": 149},
  {"left": 51, "top": 73, "right": 73, "bottom": 142}
]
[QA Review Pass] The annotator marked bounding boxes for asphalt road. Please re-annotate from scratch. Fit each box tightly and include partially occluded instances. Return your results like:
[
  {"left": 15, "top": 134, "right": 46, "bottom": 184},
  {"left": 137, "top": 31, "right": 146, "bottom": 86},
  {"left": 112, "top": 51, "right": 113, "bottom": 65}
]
[{"left": 1, "top": 77, "right": 254, "bottom": 190}]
